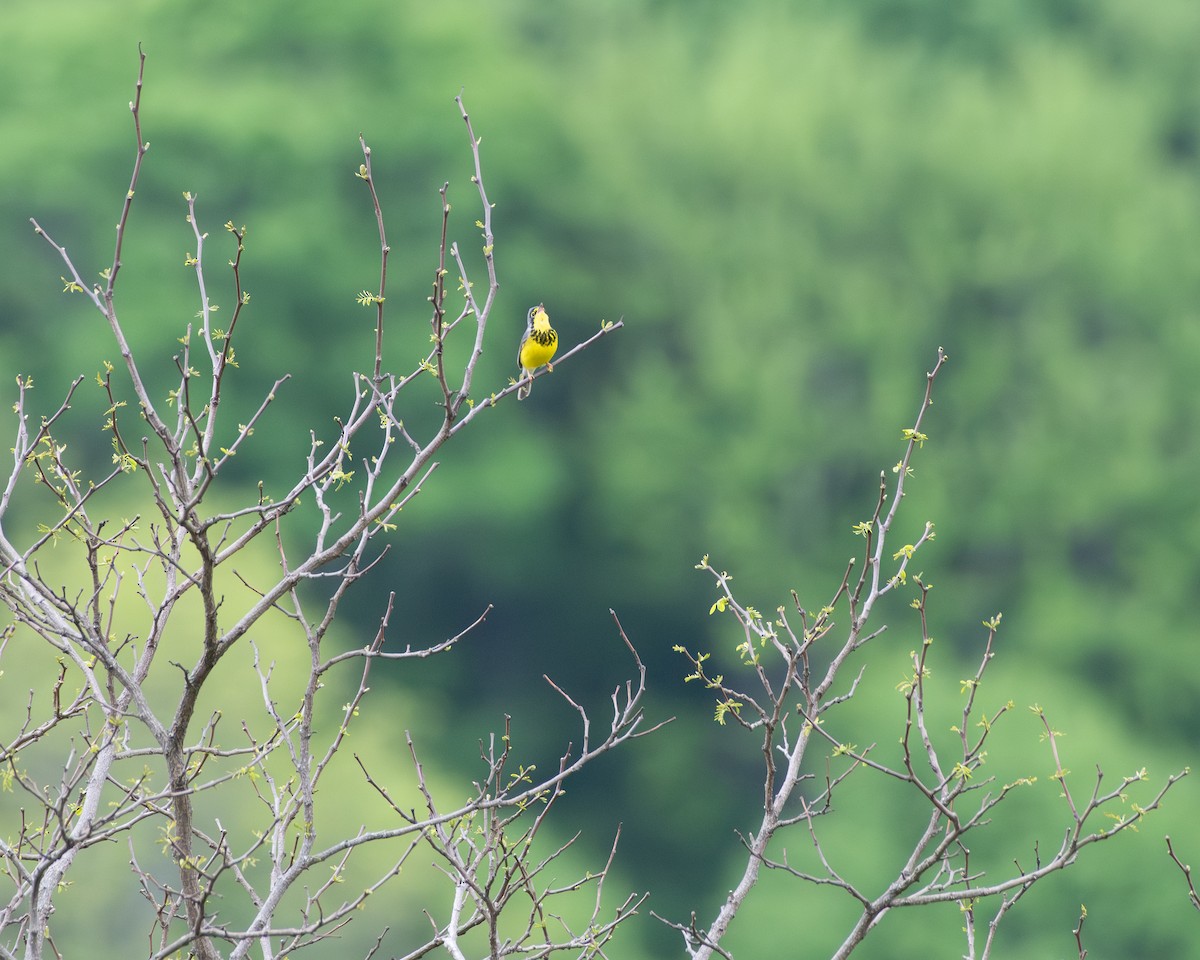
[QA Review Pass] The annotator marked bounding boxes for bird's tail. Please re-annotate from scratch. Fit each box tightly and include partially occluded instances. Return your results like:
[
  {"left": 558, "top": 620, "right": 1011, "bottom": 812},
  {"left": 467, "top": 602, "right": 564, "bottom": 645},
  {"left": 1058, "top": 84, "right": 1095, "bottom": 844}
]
[{"left": 518, "top": 376, "right": 532, "bottom": 401}]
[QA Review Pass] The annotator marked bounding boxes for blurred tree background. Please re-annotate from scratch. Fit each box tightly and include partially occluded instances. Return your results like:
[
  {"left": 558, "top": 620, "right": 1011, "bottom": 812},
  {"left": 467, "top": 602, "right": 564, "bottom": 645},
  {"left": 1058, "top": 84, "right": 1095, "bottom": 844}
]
[{"left": 1, "top": 0, "right": 1198, "bottom": 956}]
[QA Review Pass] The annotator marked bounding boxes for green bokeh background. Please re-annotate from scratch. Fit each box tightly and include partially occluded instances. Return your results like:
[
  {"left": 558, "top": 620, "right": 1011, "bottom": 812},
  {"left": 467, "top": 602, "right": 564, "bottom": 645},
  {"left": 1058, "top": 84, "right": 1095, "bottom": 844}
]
[{"left": 1, "top": 0, "right": 1198, "bottom": 957}]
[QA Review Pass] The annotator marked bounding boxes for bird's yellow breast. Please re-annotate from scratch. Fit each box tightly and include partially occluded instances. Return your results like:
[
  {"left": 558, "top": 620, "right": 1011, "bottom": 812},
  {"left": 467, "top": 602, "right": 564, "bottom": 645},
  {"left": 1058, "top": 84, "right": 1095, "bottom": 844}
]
[{"left": 519, "top": 330, "right": 558, "bottom": 371}]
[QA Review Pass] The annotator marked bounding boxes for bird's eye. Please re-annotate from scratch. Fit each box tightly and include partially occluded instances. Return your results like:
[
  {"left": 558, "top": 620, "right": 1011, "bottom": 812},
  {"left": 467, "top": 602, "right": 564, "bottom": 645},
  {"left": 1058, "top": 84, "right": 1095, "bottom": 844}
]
[{"left": 528, "top": 307, "right": 537, "bottom": 321}]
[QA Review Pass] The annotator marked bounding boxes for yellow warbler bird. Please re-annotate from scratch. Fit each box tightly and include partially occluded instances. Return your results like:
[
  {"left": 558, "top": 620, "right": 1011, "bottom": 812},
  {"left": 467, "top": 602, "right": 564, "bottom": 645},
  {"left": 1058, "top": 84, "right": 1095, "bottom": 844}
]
[{"left": 517, "top": 303, "right": 557, "bottom": 400}]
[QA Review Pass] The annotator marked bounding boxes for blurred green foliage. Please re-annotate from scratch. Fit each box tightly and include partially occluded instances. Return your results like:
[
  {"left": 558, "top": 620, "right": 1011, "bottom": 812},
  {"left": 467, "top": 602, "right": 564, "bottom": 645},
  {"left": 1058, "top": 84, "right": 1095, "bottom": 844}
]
[{"left": 1, "top": 0, "right": 1198, "bottom": 956}]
